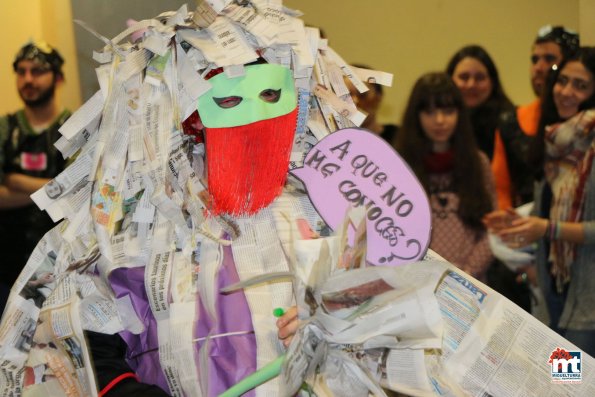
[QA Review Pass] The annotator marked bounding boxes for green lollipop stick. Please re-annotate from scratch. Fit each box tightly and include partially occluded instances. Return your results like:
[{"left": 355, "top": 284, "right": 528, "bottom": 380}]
[
  {"left": 218, "top": 308, "right": 288, "bottom": 397},
  {"left": 217, "top": 354, "right": 286, "bottom": 397}
]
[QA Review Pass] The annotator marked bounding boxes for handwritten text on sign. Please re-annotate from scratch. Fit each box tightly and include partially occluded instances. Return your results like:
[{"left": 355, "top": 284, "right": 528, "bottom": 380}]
[{"left": 291, "top": 128, "right": 431, "bottom": 266}]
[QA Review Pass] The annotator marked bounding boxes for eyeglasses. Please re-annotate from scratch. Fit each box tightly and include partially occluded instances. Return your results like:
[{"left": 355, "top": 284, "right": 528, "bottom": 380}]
[{"left": 15, "top": 65, "right": 52, "bottom": 78}]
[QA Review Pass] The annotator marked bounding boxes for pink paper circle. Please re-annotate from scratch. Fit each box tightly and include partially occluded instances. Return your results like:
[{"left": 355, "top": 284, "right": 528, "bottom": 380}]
[{"left": 291, "top": 128, "right": 431, "bottom": 266}]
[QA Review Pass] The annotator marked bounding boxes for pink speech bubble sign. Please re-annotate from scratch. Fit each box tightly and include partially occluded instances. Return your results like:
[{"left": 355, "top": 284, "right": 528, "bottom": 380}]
[{"left": 291, "top": 128, "right": 431, "bottom": 266}]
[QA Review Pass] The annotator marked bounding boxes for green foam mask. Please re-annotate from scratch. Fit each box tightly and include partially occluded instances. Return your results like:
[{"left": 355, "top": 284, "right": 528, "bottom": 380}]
[{"left": 197, "top": 64, "right": 297, "bottom": 128}]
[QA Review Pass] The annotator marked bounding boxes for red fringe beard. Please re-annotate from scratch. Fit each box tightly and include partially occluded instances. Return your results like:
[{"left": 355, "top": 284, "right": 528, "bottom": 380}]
[{"left": 205, "top": 108, "right": 298, "bottom": 216}]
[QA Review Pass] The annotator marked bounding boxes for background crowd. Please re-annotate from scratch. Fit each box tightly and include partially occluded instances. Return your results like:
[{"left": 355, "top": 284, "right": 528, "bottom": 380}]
[{"left": 380, "top": 26, "right": 595, "bottom": 357}]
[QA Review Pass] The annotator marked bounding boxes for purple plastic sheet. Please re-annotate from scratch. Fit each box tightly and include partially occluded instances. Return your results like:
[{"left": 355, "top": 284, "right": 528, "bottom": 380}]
[{"left": 109, "top": 245, "right": 257, "bottom": 396}]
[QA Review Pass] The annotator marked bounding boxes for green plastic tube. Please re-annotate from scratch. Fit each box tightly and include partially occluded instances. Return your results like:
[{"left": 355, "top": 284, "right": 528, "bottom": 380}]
[{"left": 217, "top": 354, "right": 285, "bottom": 397}]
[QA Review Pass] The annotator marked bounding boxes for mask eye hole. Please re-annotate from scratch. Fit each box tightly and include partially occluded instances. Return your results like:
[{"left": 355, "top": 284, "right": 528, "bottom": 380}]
[
  {"left": 259, "top": 88, "right": 281, "bottom": 103},
  {"left": 213, "top": 96, "right": 243, "bottom": 108}
]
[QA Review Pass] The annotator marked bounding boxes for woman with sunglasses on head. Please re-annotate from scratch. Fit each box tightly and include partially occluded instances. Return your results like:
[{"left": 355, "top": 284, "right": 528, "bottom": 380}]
[
  {"left": 500, "top": 26, "right": 580, "bottom": 207},
  {"left": 485, "top": 47, "right": 595, "bottom": 356},
  {"left": 394, "top": 72, "right": 496, "bottom": 282}
]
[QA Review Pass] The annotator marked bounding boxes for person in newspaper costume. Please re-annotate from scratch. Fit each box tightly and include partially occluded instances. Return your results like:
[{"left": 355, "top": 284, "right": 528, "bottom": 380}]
[
  {"left": 0, "top": 2, "right": 393, "bottom": 396},
  {"left": 5, "top": 3, "right": 595, "bottom": 397}
]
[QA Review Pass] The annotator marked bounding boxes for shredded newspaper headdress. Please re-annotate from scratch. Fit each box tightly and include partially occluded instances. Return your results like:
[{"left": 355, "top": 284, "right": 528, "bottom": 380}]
[{"left": 13, "top": 41, "right": 65, "bottom": 76}]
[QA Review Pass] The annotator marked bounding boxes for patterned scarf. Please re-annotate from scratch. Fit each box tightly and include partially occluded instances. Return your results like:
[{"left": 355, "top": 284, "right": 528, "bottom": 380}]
[{"left": 544, "top": 110, "right": 595, "bottom": 290}]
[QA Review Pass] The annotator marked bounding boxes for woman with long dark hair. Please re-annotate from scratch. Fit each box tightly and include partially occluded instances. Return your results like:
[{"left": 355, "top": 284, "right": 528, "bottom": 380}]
[
  {"left": 446, "top": 45, "right": 521, "bottom": 210},
  {"left": 394, "top": 72, "right": 495, "bottom": 281},
  {"left": 485, "top": 47, "right": 595, "bottom": 355}
]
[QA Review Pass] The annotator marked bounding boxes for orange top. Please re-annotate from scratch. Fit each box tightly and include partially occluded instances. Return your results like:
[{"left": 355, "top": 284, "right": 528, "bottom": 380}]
[
  {"left": 517, "top": 99, "right": 541, "bottom": 136},
  {"left": 491, "top": 130, "right": 512, "bottom": 210},
  {"left": 491, "top": 100, "right": 541, "bottom": 209}
]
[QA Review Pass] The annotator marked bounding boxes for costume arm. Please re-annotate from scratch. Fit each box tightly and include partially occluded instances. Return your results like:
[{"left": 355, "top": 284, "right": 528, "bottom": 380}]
[{"left": 86, "top": 331, "right": 170, "bottom": 397}]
